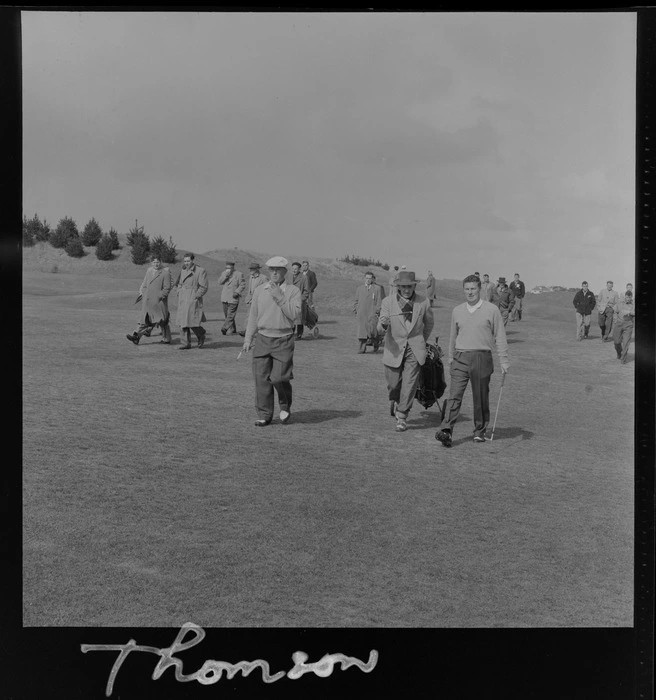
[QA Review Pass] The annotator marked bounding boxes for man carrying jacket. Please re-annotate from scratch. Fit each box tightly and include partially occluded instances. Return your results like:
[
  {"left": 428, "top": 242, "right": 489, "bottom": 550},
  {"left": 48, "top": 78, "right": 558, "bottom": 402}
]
[
  {"left": 491, "top": 277, "right": 515, "bottom": 327},
  {"left": 572, "top": 281, "right": 597, "bottom": 340},
  {"left": 377, "top": 271, "right": 434, "bottom": 433}
]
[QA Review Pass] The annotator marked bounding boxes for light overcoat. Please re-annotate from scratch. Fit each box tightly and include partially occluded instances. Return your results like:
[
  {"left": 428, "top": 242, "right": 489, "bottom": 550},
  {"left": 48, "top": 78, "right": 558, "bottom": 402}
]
[
  {"left": 354, "top": 283, "right": 384, "bottom": 338},
  {"left": 138, "top": 266, "right": 172, "bottom": 324},
  {"left": 425, "top": 275, "right": 437, "bottom": 300},
  {"left": 377, "top": 292, "right": 434, "bottom": 368},
  {"left": 218, "top": 269, "right": 246, "bottom": 303},
  {"left": 175, "top": 265, "right": 209, "bottom": 328},
  {"left": 245, "top": 273, "right": 269, "bottom": 305},
  {"left": 292, "top": 272, "right": 311, "bottom": 324}
]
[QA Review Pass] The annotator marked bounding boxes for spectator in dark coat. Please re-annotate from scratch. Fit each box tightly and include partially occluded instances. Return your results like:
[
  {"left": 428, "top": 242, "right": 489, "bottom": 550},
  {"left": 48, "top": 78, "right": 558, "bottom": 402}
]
[
  {"left": 491, "top": 277, "right": 515, "bottom": 327},
  {"left": 572, "top": 281, "right": 597, "bottom": 340},
  {"left": 509, "top": 273, "right": 526, "bottom": 321},
  {"left": 291, "top": 262, "right": 310, "bottom": 339}
]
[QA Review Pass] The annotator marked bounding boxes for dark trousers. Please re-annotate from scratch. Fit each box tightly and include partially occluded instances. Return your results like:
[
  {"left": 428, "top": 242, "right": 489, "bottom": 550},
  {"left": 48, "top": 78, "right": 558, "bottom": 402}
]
[
  {"left": 222, "top": 302, "right": 239, "bottom": 334},
  {"left": 181, "top": 326, "right": 205, "bottom": 345},
  {"left": 439, "top": 350, "right": 494, "bottom": 438},
  {"left": 598, "top": 306, "right": 614, "bottom": 340},
  {"left": 613, "top": 320, "right": 633, "bottom": 362},
  {"left": 384, "top": 346, "right": 421, "bottom": 418},
  {"left": 134, "top": 314, "right": 171, "bottom": 342},
  {"left": 252, "top": 333, "right": 295, "bottom": 420}
]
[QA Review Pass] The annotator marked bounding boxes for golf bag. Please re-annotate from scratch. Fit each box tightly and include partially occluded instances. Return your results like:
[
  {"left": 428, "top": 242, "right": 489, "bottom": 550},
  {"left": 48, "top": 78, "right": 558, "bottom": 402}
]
[
  {"left": 305, "top": 304, "right": 318, "bottom": 330},
  {"left": 415, "top": 341, "right": 447, "bottom": 409}
]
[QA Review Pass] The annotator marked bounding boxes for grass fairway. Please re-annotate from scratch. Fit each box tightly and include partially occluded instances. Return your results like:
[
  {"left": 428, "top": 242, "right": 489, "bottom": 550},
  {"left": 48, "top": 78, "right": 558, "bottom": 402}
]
[{"left": 23, "top": 268, "right": 633, "bottom": 627}]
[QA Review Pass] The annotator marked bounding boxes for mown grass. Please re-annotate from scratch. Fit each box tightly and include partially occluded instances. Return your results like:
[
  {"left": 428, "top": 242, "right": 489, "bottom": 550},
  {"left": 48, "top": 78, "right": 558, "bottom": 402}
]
[{"left": 23, "top": 272, "right": 633, "bottom": 627}]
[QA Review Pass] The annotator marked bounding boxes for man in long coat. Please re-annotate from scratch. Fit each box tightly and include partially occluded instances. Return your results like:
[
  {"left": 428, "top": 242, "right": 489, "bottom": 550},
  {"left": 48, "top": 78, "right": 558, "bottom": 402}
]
[
  {"left": 354, "top": 271, "right": 384, "bottom": 353},
  {"left": 218, "top": 261, "right": 246, "bottom": 336},
  {"left": 175, "top": 253, "right": 209, "bottom": 349},
  {"left": 126, "top": 255, "right": 172, "bottom": 345},
  {"left": 480, "top": 273, "right": 494, "bottom": 302},
  {"left": 491, "top": 277, "right": 515, "bottom": 327},
  {"left": 425, "top": 270, "right": 437, "bottom": 307},
  {"left": 377, "top": 271, "right": 434, "bottom": 432},
  {"left": 597, "top": 280, "right": 620, "bottom": 342},
  {"left": 291, "top": 261, "right": 310, "bottom": 339}
]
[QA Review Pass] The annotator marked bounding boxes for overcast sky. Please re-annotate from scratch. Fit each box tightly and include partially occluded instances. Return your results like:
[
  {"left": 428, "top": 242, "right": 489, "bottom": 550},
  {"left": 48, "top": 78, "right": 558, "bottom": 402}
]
[{"left": 22, "top": 11, "right": 636, "bottom": 289}]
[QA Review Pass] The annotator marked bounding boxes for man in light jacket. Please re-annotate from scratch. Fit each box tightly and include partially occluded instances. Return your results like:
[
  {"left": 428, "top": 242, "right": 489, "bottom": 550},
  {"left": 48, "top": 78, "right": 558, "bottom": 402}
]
[
  {"left": 126, "top": 254, "right": 172, "bottom": 345},
  {"left": 218, "top": 261, "right": 246, "bottom": 336},
  {"left": 377, "top": 271, "right": 434, "bottom": 433},
  {"left": 597, "top": 280, "right": 620, "bottom": 342}
]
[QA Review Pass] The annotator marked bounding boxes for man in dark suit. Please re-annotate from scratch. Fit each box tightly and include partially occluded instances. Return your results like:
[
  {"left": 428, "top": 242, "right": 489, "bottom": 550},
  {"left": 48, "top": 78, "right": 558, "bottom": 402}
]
[
  {"left": 301, "top": 260, "right": 318, "bottom": 308},
  {"left": 572, "top": 281, "right": 596, "bottom": 340},
  {"left": 509, "top": 273, "right": 526, "bottom": 321}
]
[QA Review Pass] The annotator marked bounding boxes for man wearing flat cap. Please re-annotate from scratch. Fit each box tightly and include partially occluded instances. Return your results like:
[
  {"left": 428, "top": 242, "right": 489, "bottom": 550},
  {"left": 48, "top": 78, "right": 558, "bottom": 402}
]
[
  {"left": 243, "top": 256, "right": 302, "bottom": 426},
  {"left": 490, "top": 277, "right": 515, "bottom": 327},
  {"left": 377, "top": 271, "right": 434, "bottom": 432},
  {"left": 218, "top": 261, "right": 246, "bottom": 336}
]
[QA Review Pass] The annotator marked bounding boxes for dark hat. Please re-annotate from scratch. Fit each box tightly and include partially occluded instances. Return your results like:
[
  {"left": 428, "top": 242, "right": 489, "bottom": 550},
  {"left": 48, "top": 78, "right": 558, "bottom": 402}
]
[
  {"left": 397, "top": 271, "right": 419, "bottom": 285},
  {"left": 248, "top": 262, "right": 261, "bottom": 270},
  {"left": 225, "top": 261, "right": 235, "bottom": 267},
  {"left": 498, "top": 277, "right": 507, "bottom": 284}
]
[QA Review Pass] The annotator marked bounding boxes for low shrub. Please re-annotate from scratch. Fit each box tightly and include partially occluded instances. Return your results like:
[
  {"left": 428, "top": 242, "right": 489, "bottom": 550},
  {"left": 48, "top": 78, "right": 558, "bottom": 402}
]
[
  {"left": 65, "top": 237, "right": 85, "bottom": 258},
  {"left": 95, "top": 234, "right": 114, "bottom": 261}
]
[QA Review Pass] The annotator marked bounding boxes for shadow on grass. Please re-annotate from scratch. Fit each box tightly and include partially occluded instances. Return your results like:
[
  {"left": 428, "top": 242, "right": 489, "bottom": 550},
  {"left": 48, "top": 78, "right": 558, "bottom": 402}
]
[
  {"left": 290, "top": 409, "right": 362, "bottom": 424},
  {"left": 447, "top": 425, "right": 533, "bottom": 447},
  {"left": 202, "top": 340, "right": 244, "bottom": 350},
  {"left": 507, "top": 338, "right": 524, "bottom": 344},
  {"left": 408, "top": 411, "right": 471, "bottom": 431},
  {"left": 299, "top": 335, "right": 337, "bottom": 341}
]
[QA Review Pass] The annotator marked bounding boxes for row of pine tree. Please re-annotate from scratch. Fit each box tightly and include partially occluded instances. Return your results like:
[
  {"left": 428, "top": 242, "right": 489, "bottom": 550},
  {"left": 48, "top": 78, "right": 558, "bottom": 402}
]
[{"left": 22, "top": 214, "right": 177, "bottom": 264}]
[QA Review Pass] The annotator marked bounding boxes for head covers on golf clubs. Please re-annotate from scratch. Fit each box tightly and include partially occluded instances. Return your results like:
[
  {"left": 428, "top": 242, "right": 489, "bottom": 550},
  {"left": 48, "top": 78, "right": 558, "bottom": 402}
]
[{"left": 266, "top": 256, "right": 289, "bottom": 267}]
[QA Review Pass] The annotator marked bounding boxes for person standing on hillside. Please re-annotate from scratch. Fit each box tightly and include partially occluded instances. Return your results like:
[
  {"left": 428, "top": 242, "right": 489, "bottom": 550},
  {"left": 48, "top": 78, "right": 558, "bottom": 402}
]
[
  {"left": 597, "top": 280, "right": 620, "bottom": 342},
  {"left": 435, "top": 274, "right": 509, "bottom": 447},
  {"left": 491, "top": 277, "right": 515, "bottom": 327},
  {"left": 218, "top": 261, "right": 246, "bottom": 336},
  {"left": 480, "top": 273, "right": 494, "bottom": 302},
  {"left": 612, "top": 290, "right": 635, "bottom": 364},
  {"left": 425, "top": 270, "right": 437, "bottom": 307},
  {"left": 301, "top": 260, "right": 318, "bottom": 308},
  {"left": 354, "top": 271, "right": 384, "bottom": 353},
  {"left": 509, "top": 273, "right": 526, "bottom": 321},
  {"left": 291, "top": 261, "right": 310, "bottom": 339},
  {"left": 126, "top": 254, "right": 173, "bottom": 345},
  {"left": 243, "top": 256, "right": 302, "bottom": 426},
  {"left": 572, "top": 281, "right": 596, "bottom": 340},
  {"left": 389, "top": 266, "right": 400, "bottom": 296},
  {"left": 175, "top": 253, "right": 208, "bottom": 349},
  {"left": 377, "top": 271, "right": 434, "bottom": 432}
]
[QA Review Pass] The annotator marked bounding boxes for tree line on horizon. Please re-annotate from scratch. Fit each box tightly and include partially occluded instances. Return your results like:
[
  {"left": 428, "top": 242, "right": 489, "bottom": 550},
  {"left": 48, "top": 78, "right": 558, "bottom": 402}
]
[
  {"left": 22, "top": 214, "right": 177, "bottom": 265},
  {"left": 339, "top": 254, "right": 389, "bottom": 271}
]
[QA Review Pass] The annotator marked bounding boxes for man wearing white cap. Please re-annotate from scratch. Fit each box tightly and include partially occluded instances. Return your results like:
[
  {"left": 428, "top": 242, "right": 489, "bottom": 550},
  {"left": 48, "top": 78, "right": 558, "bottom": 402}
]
[{"left": 243, "top": 256, "right": 302, "bottom": 426}]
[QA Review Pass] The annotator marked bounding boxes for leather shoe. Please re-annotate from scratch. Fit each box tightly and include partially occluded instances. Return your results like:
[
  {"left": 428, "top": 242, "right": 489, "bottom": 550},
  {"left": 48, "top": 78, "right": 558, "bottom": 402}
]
[
  {"left": 221, "top": 328, "right": 227, "bottom": 335},
  {"left": 254, "top": 419, "right": 271, "bottom": 427},
  {"left": 179, "top": 343, "right": 192, "bottom": 350},
  {"left": 435, "top": 430, "right": 452, "bottom": 447},
  {"left": 279, "top": 410, "right": 291, "bottom": 424},
  {"left": 126, "top": 333, "right": 140, "bottom": 345}
]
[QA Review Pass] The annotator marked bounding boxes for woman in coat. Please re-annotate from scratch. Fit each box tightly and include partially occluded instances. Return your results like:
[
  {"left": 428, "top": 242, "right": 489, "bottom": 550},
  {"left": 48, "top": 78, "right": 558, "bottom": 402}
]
[
  {"left": 126, "top": 255, "right": 172, "bottom": 345},
  {"left": 175, "top": 253, "right": 209, "bottom": 349}
]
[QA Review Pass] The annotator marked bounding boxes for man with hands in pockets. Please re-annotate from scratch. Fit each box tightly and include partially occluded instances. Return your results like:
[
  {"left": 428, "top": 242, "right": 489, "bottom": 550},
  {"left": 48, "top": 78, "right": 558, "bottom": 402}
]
[
  {"left": 242, "top": 257, "right": 302, "bottom": 427},
  {"left": 436, "top": 274, "right": 510, "bottom": 447}
]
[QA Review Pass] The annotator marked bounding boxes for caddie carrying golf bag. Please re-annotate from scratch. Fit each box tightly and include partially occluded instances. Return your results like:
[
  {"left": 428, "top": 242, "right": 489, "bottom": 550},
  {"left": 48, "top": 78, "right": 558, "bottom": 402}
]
[{"left": 415, "top": 339, "right": 447, "bottom": 410}]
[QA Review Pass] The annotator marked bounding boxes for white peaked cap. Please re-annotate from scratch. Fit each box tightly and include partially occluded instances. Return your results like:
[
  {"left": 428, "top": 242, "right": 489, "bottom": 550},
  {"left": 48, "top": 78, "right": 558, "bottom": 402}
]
[{"left": 266, "top": 256, "right": 289, "bottom": 267}]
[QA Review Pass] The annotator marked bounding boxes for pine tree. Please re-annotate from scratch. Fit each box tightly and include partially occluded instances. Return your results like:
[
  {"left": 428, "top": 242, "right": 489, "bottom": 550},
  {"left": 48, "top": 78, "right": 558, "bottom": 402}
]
[
  {"left": 162, "top": 236, "right": 177, "bottom": 264},
  {"left": 81, "top": 217, "right": 103, "bottom": 246},
  {"left": 108, "top": 228, "right": 120, "bottom": 250},
  {"left": 131, "top": 236, "right": 150, "bottom": 265},
  {"left": 50, "top": 216, "right": 79, "bottom": 248},
  {"left": 65, "top": 237, "right": 85, "bottom": 257},
  {"left": 23, "top": 216, "right": 35, "bottom": 247},
  {"left": 95, "top": 234, "right": 114, "bottom": 261},
  {"left": 36, "top": 218, "right": 51, "bottom": 242},
  {"left": 150, "top": 235, "right": 166, "bottom": 260}
]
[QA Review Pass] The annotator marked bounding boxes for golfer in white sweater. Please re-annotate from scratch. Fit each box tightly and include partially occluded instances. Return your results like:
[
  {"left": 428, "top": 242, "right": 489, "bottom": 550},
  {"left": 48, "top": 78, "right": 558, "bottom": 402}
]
[{"left": 436, "top": 274, "right": 510, "bottom": 447}]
